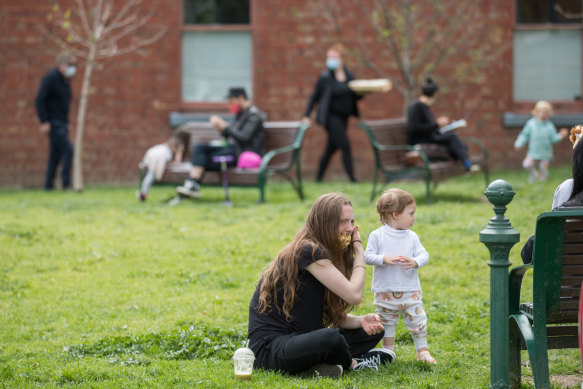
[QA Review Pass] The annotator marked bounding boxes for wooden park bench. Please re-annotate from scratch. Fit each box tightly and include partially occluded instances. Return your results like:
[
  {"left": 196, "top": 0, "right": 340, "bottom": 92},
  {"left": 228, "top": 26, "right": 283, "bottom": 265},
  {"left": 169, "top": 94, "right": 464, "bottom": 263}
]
[
  {"left": 158, "top": 121, "right": 309, "bottom": 203},
  {"left": 359, "top": 118, "right": 489, "bottom": 204},
  {"left": 508, "top": 208, "right": 583, "bottom": 388}
]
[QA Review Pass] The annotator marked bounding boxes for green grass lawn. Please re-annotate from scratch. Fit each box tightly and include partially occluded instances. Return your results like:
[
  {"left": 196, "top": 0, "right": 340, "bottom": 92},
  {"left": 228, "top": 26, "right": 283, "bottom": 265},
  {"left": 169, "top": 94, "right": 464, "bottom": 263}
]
[{"left": 1, "top": 166, "right": 581, "bottom": 388}]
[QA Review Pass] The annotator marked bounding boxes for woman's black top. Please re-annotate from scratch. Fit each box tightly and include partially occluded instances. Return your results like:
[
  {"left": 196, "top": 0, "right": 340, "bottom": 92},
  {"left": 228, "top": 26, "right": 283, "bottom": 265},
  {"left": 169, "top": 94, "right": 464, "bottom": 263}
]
[
  {"left": 304, "top": 68, "right": 361, "bottom": 126},
  {"left": 248, "top": 244, "right": 328, "bottom": 352},
  {"left": 406, "top": 99, "right": 439, "bottom": 145}
]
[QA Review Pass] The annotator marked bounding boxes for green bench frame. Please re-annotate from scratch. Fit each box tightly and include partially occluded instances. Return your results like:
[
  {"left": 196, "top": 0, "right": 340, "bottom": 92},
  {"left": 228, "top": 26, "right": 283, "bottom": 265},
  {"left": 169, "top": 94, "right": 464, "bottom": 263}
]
[
  {"left": 509, "top": 209, "right": 583, "bottom": 388},
  {"left": 158, "top": 121, "right": 309, "bottom": 203},
  {"left": 359, "top": 118, "right": 489, "bottom": 204}
]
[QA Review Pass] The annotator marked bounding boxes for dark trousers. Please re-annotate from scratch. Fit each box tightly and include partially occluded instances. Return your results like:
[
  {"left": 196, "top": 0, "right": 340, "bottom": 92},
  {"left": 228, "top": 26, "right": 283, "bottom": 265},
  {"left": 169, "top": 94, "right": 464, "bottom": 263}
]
[
  {"left": 191, "top": 143, "right": 237, "bottom": 171},
  {"left": 317, "top": 113, "right": 356, "bottom": 182},
  {"left": 45, "top": 129, "right": 73, "bottom": 189},
  {"left": 432, "top": 132, "right": 469, "bottom": 162},
  {"left": 255, "top": 327, "right": 383, "bottom": 374}
]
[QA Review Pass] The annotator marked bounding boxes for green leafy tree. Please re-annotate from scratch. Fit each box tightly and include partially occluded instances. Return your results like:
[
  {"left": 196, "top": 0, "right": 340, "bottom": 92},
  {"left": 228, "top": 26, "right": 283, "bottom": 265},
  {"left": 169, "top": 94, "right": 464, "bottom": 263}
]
[{"left": 45, "top": 0, "right": 166, "bottom": 192}]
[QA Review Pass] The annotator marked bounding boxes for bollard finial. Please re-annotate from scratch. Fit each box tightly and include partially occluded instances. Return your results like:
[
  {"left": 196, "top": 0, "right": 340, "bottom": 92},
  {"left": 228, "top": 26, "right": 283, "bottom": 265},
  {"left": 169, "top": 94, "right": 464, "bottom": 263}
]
[{"left": 480, "top": 179, "right": 520, "bottom": 243}]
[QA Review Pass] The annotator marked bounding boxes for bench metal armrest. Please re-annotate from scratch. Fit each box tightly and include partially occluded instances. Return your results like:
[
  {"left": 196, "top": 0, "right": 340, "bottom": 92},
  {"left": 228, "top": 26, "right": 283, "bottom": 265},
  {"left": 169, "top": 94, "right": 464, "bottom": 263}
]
[
  {"left": 461, "top": 136, "right": 489, "bottom": 159},
  {"left": 258, "top": 123, "right": 310, "bottom": 173},
  {"left": 509, "top": 264, "right": 532, "bottom": 315},
  {"left": 259, "top": 144, "right": 296, "bottom": 171}
]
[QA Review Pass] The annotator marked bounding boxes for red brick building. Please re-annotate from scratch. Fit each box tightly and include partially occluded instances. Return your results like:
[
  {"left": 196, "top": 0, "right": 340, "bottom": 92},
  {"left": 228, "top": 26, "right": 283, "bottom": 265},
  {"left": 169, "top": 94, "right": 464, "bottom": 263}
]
[{"left": 1, "top": 0, "right": 582, "bottom": 188}]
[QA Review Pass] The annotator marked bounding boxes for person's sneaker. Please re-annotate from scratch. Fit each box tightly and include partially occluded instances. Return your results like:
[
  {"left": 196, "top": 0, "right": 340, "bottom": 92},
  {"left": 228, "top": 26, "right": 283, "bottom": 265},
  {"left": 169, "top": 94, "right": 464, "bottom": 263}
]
[
  {"left": 176, "top": 179, "right": 201, "bottom": 198},
  {"left": 529, "top": 169, "right": 539, "bottom": 183},
  {"left": 470, "top": 164, "right": 481, "bottom": 173},
  {"left": 353, "top": 348, "right": 396, "bottom": 371},
  {"left": 135, "top": 191, "right": 146, "bottom": 202},
  {"left": 303, "top": 363, "right": 343, "bottom": 378}
]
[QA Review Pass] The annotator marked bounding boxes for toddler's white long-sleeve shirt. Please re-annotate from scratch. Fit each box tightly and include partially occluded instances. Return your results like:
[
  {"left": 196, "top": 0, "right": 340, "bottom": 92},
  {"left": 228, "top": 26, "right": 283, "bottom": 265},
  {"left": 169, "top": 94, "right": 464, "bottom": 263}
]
[{"left": 364, "top": 224, "right": 429, "bottom": 292}]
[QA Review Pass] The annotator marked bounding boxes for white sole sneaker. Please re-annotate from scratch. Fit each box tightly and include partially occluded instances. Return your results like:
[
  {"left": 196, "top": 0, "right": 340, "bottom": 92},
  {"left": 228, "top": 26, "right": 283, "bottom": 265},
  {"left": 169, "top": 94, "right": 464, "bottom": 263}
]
[{"left": 176, "top": 186, "right": 201, "bottom": 198}]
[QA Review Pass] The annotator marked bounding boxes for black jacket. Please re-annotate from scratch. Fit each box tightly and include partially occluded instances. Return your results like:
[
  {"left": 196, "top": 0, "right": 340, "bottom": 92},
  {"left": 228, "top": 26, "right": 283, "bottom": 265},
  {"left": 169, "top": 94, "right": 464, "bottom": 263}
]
[
  {"left": 222, "top": 105, "right": 265, "bottom": 157},
  {"left": 35, "top": 68, "right": 72, "bottom": 125},
  {"left": 304, "top": 68, "right": 360, "bottom": 126},
  {"left": 406, "top": 99, "right": 439, "bottom": 145}
]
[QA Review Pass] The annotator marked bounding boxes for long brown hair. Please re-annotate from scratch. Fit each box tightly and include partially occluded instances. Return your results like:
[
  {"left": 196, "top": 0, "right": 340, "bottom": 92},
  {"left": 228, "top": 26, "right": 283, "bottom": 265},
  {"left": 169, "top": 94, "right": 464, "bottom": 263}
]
[{"left": 256, "top": 193, "right": 356, "bottom": 327}]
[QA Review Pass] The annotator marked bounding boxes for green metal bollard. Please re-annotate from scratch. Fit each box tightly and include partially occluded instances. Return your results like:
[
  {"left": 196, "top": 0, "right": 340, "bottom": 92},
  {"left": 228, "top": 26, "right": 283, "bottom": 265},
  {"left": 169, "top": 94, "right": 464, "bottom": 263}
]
[{"left": 479, "top": 179, "right": 520, "bottom": 389}]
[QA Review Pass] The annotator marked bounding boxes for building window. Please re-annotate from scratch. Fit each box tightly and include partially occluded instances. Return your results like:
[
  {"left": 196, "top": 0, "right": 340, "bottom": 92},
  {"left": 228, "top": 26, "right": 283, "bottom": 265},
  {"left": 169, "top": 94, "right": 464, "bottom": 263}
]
[
  {"left": 182, "top": 0, "right": 252, "bottom": 103},
  {"left": 514, "top": 0, "right": 582, "bottom": 101}
]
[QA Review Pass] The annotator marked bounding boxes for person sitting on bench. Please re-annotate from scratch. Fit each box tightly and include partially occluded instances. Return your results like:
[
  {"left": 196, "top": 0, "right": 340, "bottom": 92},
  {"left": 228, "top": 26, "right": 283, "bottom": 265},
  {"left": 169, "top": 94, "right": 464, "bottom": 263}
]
[
  {"left": 406, "top": 77, "right": 478, "bottom": 173},
  {"left": 176, "top": 87, "right": 265, "bottom": 198}
]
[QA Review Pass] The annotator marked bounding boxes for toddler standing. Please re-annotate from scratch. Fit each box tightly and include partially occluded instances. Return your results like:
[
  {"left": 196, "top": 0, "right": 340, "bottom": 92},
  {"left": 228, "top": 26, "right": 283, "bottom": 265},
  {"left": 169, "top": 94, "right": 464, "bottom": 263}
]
[
  {"left": 364, "top": 188, "right": 436, "bottom": 364},
  {"left": 513, "top": 100, "right": 568, "bottom": 182}
]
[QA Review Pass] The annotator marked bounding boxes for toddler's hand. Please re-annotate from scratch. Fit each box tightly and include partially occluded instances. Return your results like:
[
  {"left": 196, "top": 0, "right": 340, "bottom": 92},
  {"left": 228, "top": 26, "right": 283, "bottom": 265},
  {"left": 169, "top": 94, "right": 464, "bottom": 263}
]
[
  {"left": 398, "top": 256, "right": 418, "bottom": 269},
  {"left": 560, "top": 128, "right": 569, "bottom": 138},
  {"left": 383, "top": 255, "right": 405, "bottom": 265}
]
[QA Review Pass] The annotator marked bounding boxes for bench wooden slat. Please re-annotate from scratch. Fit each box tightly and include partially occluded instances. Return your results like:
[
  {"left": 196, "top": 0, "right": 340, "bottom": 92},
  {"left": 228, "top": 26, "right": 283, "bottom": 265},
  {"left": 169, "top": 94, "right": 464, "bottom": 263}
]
[
  {"left": 562, "top": 254, "right": 583, "bottom": 265},
  {"left": 561, "top": 286, "right": 581, "bottom": 297},
  {"left": 563, "top": 243, "right": 583, "bottom": 254},
  {"left": 563, "top": 265, "right": 583, "bottom": 276},
  {"left": 547, "top": 335, "right": 578, "bottom": 349},
  {"left": 564, "top": 232, "right": 583, "bottom": 243},
  {"left": 565, "top": 219, "right": 583, "bottom": 230},
  {"left": 558, "top": 297, "right": 580, "bottom": 311},
  {"left": 547, "top": 325, "right": 578, "bottom": 336},
  {"left": 562, "top": 275, "right": 583, "bottom": 286}
]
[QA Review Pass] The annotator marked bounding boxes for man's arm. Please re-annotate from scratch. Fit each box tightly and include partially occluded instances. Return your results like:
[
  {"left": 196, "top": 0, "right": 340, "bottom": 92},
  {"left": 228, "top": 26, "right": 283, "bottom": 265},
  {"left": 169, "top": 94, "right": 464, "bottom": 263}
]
[
  {"left": 35, "top": 75, "right": 51, "bottom": 133},
  {"left": 223, "top": 111, "right": 263, "bottom": 143}
]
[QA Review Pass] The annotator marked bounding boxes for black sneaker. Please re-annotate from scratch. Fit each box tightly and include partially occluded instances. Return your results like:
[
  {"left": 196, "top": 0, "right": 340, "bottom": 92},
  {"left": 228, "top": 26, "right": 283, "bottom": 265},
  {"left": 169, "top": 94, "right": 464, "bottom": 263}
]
[
  {"left": 303, "top": 363, "right": 343, "bottom": 378},
  {"left": 176, "top": 179, "right": 200, "bottom": 198},
  {"left": 353, "top": 349, "right": 396, "bottom": 371}
]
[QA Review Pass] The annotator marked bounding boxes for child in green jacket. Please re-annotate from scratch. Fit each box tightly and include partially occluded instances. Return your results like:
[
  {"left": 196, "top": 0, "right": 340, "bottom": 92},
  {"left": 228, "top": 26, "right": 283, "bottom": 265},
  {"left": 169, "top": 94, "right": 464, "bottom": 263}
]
[{"left": 514, "top": 100, "right": 568, "bottom": 182}]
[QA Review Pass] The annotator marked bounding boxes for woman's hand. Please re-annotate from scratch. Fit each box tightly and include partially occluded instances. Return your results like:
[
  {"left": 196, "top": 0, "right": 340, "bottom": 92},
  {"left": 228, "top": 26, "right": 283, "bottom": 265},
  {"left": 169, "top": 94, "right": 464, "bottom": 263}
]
[
  {"left": 437, "top": 115, "right": 450, "bottom": 127},
  {"left": 301, "top": 116, "right": 311, "bottom": 124},
  {"left": 351, "top": 225, "right": 361, "bottom": 243},
  {"left": 360, "top": 314, "right": 384, "bottom": 335}
]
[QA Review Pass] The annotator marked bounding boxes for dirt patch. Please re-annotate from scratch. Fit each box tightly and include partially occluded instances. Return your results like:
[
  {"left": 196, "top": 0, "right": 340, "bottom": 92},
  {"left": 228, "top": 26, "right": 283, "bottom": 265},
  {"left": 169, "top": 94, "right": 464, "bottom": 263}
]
[{"left": 525, "top": 375, "right": 582, "bottom": 388}]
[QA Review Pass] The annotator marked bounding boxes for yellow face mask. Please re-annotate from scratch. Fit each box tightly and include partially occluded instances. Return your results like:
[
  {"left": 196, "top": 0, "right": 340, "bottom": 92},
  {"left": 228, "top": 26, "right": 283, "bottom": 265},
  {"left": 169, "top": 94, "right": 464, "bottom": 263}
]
[{"left": 338, "top": 232, "right": 352, "bottom": 250}]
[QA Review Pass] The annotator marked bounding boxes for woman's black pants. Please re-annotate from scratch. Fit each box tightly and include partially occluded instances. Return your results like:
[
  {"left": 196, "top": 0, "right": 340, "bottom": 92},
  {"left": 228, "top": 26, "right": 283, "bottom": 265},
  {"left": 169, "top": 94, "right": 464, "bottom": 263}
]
[
  {"left": 254, "top": 327, "right": 383, "bottom": 374},
  {"left": 317, "top": 113, "right": 356, "bottom": 182}
]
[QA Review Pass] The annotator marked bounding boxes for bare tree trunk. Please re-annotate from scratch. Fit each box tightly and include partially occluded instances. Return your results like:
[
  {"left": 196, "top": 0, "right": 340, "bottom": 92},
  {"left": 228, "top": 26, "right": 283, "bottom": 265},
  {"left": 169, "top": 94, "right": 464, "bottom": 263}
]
[
  {"left": 72, "top": 41, "right": 96, "bottom": 192},
  {"left": 46, "top": 0, "right": 165, "bottom": 192}
]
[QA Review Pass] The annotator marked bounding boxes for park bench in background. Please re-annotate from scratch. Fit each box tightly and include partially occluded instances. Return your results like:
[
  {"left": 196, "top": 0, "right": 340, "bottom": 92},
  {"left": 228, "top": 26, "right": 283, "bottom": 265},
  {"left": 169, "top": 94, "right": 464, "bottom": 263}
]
[
  {"left": 359, "top": 118, "right": 489, "bottom": 204},
  {"left": 158, "top": 121, "right": 309, "bottom": 203},
  {"left": 508, "top": 209, "right": 583, "bottom": 388}
]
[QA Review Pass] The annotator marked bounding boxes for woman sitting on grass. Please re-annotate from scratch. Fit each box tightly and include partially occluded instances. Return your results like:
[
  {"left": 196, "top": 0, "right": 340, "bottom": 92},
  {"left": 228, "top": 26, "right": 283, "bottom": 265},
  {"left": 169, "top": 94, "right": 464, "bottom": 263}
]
[{"left": 247, "top": 193, "right": 394, "bottom": 378}]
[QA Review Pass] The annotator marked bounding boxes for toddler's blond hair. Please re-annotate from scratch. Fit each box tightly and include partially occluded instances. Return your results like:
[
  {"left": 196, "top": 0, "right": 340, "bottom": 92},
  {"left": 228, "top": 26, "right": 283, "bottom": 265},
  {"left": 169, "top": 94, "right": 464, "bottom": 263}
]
[
  {"left": 531, "top": 100, "right": 553, "bottom": 116},
  {"left": 376, "top": 188, "right": 415, "bottom": 224}
]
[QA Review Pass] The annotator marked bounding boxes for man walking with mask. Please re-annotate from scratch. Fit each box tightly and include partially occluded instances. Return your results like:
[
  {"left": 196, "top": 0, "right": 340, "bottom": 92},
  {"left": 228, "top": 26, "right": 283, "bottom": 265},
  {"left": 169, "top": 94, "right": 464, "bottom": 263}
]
[
  {"left": 35, "top": 53, "right": 77, "bottom": 190},
  {"left": 176, "top": 87, "right": 265, "bottom": 198}
]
